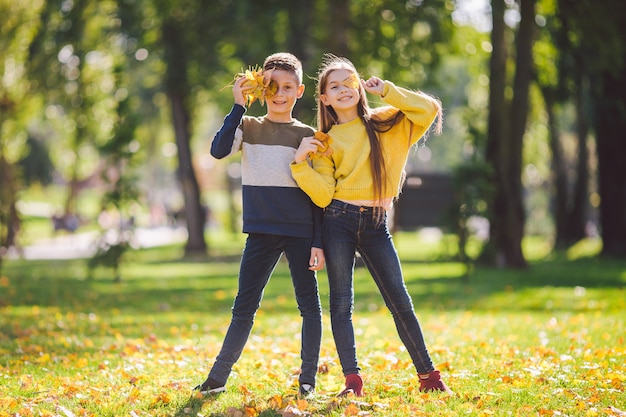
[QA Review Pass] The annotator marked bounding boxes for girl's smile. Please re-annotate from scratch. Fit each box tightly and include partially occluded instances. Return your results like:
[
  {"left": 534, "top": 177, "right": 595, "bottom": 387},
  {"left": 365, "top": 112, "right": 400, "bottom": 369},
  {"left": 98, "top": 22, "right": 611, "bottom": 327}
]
[{"left": 320, "top": 69, "right": 360, "bottom": 122}]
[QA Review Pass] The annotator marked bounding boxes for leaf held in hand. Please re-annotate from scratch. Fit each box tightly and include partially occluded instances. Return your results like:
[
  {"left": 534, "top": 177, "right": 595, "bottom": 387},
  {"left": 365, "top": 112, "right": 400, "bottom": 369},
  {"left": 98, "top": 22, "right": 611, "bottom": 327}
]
[
  {"left": 311, "top": 131, "right": 334, "bottom": 159},
  {"left": 342, "top": 73, "right": 360, "bottom": 89},
  {"left": 235, "top": 65, "right": 276, "bottom": 107}
]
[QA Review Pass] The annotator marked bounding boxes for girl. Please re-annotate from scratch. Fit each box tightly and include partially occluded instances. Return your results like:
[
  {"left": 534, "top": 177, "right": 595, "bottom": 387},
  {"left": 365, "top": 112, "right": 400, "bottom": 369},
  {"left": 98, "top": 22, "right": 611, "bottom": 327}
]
[{"left": 290, "top": 55, "right": 452, "bottom": 396}]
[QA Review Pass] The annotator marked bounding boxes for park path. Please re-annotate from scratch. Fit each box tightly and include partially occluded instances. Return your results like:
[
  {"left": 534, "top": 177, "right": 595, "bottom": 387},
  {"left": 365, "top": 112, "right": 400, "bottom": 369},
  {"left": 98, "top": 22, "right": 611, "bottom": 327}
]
[{"left": 9, "top": 226, "right": 188, "bottom": 260}]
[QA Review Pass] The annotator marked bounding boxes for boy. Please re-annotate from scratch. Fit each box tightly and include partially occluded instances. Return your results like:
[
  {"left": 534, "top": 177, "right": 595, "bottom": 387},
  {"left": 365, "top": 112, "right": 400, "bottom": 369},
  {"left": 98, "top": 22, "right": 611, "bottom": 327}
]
[{"left": 194, "top": 52, "right": 324, "bottom": 397}]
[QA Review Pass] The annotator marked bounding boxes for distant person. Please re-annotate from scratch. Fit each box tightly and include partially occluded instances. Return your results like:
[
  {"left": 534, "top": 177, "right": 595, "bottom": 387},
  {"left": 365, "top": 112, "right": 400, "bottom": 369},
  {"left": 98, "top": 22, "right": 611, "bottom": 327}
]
[
  {"left": 194, "top": 52, "right": 324, "bottom": 397},
  {"left": 290, "top": 54, "right": 452, "bottom": 396}
]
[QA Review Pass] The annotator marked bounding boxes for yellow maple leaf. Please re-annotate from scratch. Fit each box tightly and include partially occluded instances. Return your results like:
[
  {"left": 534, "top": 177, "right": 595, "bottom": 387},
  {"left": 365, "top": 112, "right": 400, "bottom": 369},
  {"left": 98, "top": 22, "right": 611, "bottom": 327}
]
[
  {"left": 75, "top": 357, "right": 88, "bottom": 368},
  {"left": 150, "top": 392, "right": 170, "bottom": 405},
  {"left": 244, "top": 404, "right": 260, "bottom": 416},
  {"left": 342, "top": 73, "right": 360, "bottom": 89},
  {"left": 343, "top": 402, "right": 360, "bottom": 416}
]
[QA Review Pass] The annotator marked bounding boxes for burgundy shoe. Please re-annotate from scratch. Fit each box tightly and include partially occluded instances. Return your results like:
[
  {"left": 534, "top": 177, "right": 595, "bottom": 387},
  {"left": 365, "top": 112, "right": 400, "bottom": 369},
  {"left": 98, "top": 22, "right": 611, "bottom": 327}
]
[
  {"left": 419, "top": 370, "right": 453, "bottom": 395},
  {"left": 338, "top": 373, "right": 364, "bottom": 397}
]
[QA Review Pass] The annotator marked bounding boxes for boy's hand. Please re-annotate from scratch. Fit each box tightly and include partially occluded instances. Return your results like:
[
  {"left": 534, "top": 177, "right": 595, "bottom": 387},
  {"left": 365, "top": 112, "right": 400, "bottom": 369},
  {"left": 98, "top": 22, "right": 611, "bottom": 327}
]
[
  {"left": 309, "top": 247, "right": 325, "bottom": 271},
  {"left": 294, "top": 136, "right": 323, "bottom": 163},
  {"left": 362, "top": 76, "right": 384, "bottom": 96},
  {"left": 232, "top": 76, "right": 253, "bottom": 106}
]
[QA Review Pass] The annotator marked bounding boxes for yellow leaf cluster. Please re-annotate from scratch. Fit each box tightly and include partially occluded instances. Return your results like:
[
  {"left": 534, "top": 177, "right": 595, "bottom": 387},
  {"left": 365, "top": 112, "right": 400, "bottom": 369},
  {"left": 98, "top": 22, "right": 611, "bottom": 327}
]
[{"left": 235, "top": 65, "right": 278, "bottom": 107}]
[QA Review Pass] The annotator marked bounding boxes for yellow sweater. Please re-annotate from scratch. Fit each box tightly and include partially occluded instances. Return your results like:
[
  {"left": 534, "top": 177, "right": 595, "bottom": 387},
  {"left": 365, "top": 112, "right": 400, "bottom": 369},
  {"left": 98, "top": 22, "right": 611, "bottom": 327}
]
[{"left": 290, "top": 81, "right": 441, "bottom": 208}]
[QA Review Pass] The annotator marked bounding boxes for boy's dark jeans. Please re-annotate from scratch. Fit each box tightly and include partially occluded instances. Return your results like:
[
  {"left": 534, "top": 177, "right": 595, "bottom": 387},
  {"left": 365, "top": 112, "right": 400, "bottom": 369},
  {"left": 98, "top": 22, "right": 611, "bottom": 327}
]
[
  {"left": 323, "top": 200, "right": 435, "bottom": 376},
  {"left": 208, "top": 233, "right": 322, "bottom": 387}
]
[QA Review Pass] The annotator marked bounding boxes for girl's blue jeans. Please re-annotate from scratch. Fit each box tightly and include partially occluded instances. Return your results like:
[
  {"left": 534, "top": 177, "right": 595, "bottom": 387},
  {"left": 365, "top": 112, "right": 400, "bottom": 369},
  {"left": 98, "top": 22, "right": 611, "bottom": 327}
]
[
  {"left": 323, "top": 199, "right": 435, "bottom": 376},
  {"left": 208, "top": 233, "right": 322, "bottom": 387}
]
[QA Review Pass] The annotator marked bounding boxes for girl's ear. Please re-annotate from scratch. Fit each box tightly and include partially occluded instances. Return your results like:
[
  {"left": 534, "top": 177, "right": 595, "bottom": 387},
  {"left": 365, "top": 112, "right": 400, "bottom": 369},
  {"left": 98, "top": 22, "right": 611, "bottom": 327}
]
[{"left": 319, "top": 93, "right": 329, "bottom": 106}]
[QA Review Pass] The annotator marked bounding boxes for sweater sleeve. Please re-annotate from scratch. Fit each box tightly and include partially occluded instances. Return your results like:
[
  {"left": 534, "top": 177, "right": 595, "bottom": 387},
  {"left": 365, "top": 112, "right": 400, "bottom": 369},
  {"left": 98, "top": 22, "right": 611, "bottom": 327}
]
[
  {"left": 311, "top": 203, "right": 323, "bottom": 249},
  {"left": 210, "top": 104, "right": 246, "bottom": 159},
  {"left": 290, "top": 157, "right": 335, "bottom": 208},
  {"left": 380, "top": 81, "right": 440, "bottom": 145}
]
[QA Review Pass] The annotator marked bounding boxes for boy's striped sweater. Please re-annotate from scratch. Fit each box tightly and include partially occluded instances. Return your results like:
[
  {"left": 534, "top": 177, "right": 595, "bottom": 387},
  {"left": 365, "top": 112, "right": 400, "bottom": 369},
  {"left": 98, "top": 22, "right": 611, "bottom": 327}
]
[{"left": 210, "top": 104, "right": 322, "bottom": 248}]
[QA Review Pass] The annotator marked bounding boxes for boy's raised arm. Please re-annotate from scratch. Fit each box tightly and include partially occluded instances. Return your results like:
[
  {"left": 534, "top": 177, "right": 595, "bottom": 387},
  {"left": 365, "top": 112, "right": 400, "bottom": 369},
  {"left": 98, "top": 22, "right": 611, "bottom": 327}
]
[{"left": 210, "top": 104, "right": 246, "bottom": 159}]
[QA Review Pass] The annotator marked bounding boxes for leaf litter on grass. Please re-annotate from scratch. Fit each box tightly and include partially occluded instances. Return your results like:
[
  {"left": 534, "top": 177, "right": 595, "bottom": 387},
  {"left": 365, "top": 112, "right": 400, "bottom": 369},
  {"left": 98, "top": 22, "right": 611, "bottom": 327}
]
[
  {"left": 2, "top": 247, "right": 626, "bottom": 416},
  {"left": 2, "top": 307, "right": 624, "bottom": 417}
]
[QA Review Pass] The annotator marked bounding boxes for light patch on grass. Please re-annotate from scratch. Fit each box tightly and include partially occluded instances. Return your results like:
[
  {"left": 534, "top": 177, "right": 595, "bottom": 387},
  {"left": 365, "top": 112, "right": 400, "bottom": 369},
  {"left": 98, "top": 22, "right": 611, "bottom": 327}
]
[{"left": 567, "top": 237, "right": 603, "bottom": 259}]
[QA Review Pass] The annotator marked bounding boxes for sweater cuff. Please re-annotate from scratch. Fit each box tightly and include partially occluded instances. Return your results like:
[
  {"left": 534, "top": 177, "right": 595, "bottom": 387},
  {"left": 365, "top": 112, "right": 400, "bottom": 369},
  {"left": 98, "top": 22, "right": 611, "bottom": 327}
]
[
  {"left": 381, "top": 81, "right": 391, "bottom": 98},
  {"left": 290, "top": 159, "right": 309, "bottom": 172}
]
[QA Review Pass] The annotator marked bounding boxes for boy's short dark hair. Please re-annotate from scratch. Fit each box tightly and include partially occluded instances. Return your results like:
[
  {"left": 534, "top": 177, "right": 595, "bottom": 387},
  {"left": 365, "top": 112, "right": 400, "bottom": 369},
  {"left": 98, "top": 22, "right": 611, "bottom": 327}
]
[{"left": 263, "top": 52, "right": 303, "bottom": 84}]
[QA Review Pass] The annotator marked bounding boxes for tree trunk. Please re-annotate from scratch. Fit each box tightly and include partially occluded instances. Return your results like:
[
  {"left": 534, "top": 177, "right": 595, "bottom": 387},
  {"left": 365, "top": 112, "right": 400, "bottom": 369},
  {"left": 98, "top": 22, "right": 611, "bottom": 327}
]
[
  {"left": 483, "top": 0, "right": 506, "bottom": 266},
  {"left": 504, "top": 0, "right": 535, "bottom": 268},
  {"left": 564, "top": 76, "right": 590, "bottom": 243},
  {"left": 543, "top": 89, "right": 569, "bottom": 248},
  {"left": 286, "top": 0, "right": 315, "bottom": 121},
  {"left": 327, "top": 0, "right": 350, "bottom": 56},
  {"left": 544, "top": 81, "right": 590, "bottom": 249},
  {"left": 483, "top": 0, "right": 533, "bottom": 268},
  {"left": 594, "top": 68, "right": 626, "bottom": 257},
  {"left": 162, "top": 18, "right": 207, "bottom": 257},
  {"left": 557, "top": 0, "right": 626, "bottom": 256},
  {"left": 0, "top": 155, "right": 21, "bottom": 269}
]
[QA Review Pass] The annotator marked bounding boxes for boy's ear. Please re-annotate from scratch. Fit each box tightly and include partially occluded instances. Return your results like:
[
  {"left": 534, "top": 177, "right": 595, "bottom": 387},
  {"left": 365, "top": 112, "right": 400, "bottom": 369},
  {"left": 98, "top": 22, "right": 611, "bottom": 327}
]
[{"left": 297, "top": 84, "right": 305, "bottom": 98}]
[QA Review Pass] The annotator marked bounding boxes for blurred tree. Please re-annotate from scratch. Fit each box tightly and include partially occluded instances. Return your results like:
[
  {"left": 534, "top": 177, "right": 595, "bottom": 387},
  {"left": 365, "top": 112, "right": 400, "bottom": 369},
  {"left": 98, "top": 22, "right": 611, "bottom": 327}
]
[
  {"left": 88, "top": 58, "right": 142, "bottom": 281},
  {"left": 116, "top": 0, "right": 308, "bottom": 255},
  {"left": 346, "top": 0, "right": 452, "bottom": 88},
  {"left": 18, "top": 134, "right": 55, "bottom": 186},
  {"left": 158, "top": 2, "right": 208, "bottom": 255},
  {"left": 535, "top": 0, "right": 590, "bottom": 249},
  {"left": 27, "top": 0, "right": 123, "bottom": 223},
  {"left": 483, "top": 0, "right": 536, "bottom": 268},
  {"left": 557, "top": 0, "right": 626, "bottom": 257},
  {"left": 0, "top": 0, "right": 45, "bottom": 266}
]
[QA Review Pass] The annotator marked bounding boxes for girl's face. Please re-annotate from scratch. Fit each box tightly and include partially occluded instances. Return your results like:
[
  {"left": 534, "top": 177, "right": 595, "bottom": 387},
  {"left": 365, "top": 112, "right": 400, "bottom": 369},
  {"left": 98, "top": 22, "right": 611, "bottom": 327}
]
[
  {"left": 319, "top": 69, "right": 360, "bottom": 112},
  {"left": 265, "top": 69, "right": 304, "bottom": 121}
]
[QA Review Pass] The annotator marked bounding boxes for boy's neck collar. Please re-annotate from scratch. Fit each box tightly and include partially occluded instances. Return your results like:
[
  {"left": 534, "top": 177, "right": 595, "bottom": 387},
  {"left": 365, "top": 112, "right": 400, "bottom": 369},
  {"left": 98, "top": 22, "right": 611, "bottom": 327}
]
[{"left": 265, "top": 114, "right": 294, "bottom": 123}]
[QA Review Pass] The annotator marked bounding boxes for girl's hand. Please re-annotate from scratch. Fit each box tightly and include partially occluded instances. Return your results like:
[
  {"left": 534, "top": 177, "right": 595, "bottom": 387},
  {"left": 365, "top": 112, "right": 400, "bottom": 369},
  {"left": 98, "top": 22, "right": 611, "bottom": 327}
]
[
  {"left": 362, "top": 76, "right": 384, "bottom": 96},
  {"left": 232, "top": 76, "right": 253, "bottom": 106},
  {"left": 294, "top": 136, "right": 323, "bottom": 163}
]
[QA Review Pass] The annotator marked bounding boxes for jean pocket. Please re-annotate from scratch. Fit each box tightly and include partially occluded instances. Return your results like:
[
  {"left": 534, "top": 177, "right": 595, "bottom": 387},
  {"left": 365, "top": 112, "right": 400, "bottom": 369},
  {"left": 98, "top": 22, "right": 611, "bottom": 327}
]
[{"left": 324, "top": 205, "right": 345, "bottom": 219}]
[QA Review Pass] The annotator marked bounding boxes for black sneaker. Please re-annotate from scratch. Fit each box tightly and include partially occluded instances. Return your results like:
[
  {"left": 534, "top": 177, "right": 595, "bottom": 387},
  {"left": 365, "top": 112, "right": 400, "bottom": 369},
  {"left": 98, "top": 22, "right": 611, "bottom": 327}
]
[
  {"left": 299, "top": 383, "right": 315, "bottom": 397},
  {"left": 194, "top": 376, "right": 225, "bottom": 395}
]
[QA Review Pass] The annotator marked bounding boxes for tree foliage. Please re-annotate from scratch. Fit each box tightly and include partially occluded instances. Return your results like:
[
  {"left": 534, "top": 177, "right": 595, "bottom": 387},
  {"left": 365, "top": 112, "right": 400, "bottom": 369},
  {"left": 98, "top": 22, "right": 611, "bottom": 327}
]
[{"left": 4, "top": 0, "right": 626, "bottom": 263}]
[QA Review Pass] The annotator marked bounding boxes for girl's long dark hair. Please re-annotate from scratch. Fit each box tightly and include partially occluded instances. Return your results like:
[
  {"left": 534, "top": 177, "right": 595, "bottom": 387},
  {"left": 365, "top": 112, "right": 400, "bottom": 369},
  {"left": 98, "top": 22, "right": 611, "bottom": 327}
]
[{"left": 316, "top": 54, "right": 442, "bottom": 220}]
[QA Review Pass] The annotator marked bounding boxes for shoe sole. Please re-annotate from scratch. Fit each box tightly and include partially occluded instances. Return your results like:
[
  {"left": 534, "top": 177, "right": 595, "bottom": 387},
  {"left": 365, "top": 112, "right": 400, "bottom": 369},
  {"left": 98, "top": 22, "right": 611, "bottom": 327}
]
[
  {"left": 338, "top": 388, "right": 364, "bottom": 397},
  {"left": 194, "top": 385, "right": 226, "bottom": 395}
]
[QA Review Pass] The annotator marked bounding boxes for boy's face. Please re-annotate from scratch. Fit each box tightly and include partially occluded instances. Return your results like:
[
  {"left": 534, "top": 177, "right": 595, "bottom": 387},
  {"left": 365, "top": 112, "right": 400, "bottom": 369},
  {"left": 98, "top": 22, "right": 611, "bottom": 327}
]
[{"left": 265, "top": 69, "right": 304, "bottom": 120}]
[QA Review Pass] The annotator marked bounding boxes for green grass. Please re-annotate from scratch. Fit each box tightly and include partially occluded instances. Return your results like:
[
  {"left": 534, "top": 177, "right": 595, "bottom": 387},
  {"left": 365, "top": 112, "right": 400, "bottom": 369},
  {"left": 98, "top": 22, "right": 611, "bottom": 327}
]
[{"left": 1, "top": 233, "right": 625, "bottom": 416}]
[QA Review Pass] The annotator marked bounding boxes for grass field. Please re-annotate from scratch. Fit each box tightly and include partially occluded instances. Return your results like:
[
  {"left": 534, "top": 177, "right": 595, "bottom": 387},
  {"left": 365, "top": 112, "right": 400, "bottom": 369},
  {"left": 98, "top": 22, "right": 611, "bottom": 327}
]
[{"left": 1, "top": 232, "right": 625, "bottom": 416}]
